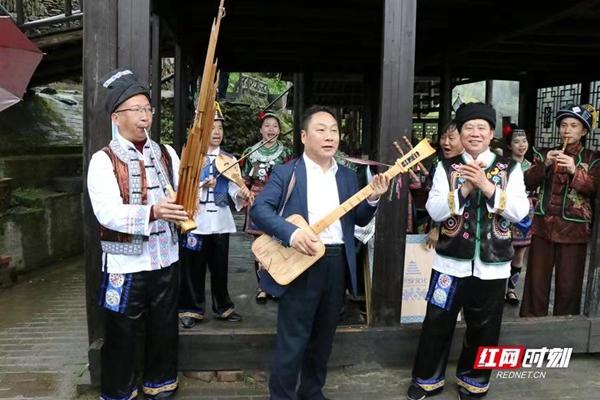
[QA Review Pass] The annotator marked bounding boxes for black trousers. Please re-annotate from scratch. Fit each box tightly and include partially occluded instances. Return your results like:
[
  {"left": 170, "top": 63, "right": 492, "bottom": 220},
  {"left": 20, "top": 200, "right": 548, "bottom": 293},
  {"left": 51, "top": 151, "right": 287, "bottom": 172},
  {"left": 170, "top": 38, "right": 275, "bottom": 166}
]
[
  {"left": 269, "top": 246, "right": 347, "bottom": 400},
  {"left": 100, "top": 264, "right": 179, "bottom": 400},
  {"left": 412, "top": 272, "right": 505, "bottom": 396},
  {"left": 179, "top": 233, "right": 234, "bottom": 318}
]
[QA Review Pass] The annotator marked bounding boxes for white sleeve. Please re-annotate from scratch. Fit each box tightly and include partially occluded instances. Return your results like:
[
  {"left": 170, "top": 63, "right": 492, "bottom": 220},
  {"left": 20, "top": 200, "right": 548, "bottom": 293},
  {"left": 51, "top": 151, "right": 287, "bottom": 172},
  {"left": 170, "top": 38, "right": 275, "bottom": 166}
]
[
  {"left": 87, "top": 151, "right": 152, "bottom": 236},
  {"left": 425, "top": 161, "right": 464, "bottom": 222},
  {"left": 228, "top": 180, "right": 245, "bottom": 211},
  {"left": 487, "top": 164, "right": 529, "bottom": 223}
]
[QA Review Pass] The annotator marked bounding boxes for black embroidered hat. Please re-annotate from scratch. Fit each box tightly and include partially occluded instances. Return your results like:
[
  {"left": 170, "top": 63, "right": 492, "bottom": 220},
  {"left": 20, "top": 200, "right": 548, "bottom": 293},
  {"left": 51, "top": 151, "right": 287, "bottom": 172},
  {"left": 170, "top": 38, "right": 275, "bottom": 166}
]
[
  {"left": 556, "top": 104, "right": 597, "bottom": 133},
  {"left": 455, "top": 102, "right": 497, "bottom": 131},
  {"left": 99, "top": 68, "right": 151, "bottom": 113}
]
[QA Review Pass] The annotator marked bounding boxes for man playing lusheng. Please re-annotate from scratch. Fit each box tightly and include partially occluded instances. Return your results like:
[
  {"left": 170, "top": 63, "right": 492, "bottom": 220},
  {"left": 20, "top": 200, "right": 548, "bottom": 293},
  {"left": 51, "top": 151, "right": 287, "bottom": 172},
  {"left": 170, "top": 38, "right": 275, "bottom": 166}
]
[
  {"left": 88, "top": 68, "right": 188, "bottom": 400},
  {"left": 408, "top": 103, "right": 529, "bottom": 400}
]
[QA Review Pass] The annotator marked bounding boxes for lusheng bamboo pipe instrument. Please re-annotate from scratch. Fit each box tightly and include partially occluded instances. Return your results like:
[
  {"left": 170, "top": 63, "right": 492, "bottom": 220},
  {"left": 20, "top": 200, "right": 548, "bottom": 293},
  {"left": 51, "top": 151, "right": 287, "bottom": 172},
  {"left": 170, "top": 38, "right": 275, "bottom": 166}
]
[{"left": 175, "top": 0, "right": 226, "bottom": 233}]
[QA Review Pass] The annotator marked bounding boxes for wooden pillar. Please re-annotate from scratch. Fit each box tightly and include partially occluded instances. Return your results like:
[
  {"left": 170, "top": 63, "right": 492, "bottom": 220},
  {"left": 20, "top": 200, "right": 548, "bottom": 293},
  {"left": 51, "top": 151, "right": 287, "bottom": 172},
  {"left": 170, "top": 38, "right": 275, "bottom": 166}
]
[
  {"left": 585, "top": 190, "right": 600, "bottom": 317},
  {"left": 173, "top": 42, "right": 187, "bottom": 154},
  {"left": 580, "top": 79, "right": 591, "bottom": 105},
  {"left": 361, "top": 75, "right": 372, "bottom": 155},
  {"left": 485, "top": 79, "right": 494, "bottom": 104},
  {"left": 83, "top": 0, "right": 152, "bottom": 386},
  {"left": 438, "top": 64, "right": 452, "bottom": 133},
  {"left": 15, "top": 0, "right": 24, "bottom": 25},
  {"left": 583, "top": 79, "right": 600, "bottom": 317},
  {"left": 371, "top": 0, "right": 417, "bottom": 326},
  {"left": 293, "top": 73, "right": 305, "bottom": 157},
  {"left": 519, "top": 75, "right": 538, "bottom": 152},
  {"left": 64, "top": 0, "right": 73, "bottom": 16},
  {"left": 150, "top": 13, "right": 161, "bottom": 142},
  {"left": 117, "top": 0, "right": 151, "bottom": 85}
]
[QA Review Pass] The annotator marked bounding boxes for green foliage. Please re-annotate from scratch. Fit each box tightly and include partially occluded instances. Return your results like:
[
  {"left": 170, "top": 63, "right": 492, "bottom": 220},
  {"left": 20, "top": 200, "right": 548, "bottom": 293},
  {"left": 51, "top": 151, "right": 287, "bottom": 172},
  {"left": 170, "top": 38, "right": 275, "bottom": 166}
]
[{"left": 160, "top": 96, "right": 174, "bottom": 145}]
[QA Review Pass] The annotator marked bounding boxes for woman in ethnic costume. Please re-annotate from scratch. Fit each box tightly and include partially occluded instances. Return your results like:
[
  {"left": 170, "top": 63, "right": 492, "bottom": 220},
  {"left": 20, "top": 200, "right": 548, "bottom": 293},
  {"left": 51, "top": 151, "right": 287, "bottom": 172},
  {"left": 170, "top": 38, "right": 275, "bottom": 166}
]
[
  {"left": 242, "top": 111, "right": 292, "bottom": 304},
  {"left": 503, "top": 125, "right": 534, "bottom": 305}
]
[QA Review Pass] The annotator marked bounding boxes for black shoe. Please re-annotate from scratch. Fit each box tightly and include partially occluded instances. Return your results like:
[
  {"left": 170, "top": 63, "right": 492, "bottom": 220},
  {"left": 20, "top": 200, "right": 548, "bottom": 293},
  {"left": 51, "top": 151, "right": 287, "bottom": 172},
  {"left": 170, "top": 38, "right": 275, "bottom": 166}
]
[
  {"left": 256, "top": 289, "right": 268, "bottom": 304},
  {"left": 505, "top": 289, "right": 520, "bottom": 306},
  {"left": 457, "top": 387, "right": 483, "bottom": 400},
  {"left": 180, "top": 316, "right": 196, "bottom": 329},
  {"left": 407, "top": 383, "right": 427, "bottom": 400},
  {"left": 215, "top": 311, "right": 242, "bottom": 322}
]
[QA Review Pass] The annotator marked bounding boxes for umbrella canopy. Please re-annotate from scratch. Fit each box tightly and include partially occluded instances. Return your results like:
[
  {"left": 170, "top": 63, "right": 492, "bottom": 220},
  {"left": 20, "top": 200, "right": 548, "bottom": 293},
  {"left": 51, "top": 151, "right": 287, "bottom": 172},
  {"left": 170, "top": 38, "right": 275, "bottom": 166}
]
[{"left": 0, "top": 16, "right": 43, "bottom": 112}]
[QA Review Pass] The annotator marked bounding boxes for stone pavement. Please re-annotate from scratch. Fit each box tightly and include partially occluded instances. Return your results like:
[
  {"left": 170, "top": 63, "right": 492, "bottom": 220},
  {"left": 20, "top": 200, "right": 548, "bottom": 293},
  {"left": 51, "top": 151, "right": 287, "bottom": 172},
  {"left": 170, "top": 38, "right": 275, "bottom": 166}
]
[
  {"left": 1, "top": 229, "right": 600, "bottom": 399},
  {"left": 0, "top": 257, "right": 88, "bottom": 400}
]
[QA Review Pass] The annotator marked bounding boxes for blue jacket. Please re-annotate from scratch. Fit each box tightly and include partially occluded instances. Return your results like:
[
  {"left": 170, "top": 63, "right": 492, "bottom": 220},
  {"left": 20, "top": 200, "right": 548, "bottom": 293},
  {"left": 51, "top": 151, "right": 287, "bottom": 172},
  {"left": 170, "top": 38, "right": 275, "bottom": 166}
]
[{"left": 250, "top": 157, "right": 377, "bottom": 296}]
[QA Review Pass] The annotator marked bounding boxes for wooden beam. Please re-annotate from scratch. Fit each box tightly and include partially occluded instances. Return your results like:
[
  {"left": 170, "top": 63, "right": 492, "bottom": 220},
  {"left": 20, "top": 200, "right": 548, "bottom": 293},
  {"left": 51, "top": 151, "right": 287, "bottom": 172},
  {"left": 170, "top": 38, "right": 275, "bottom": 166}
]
[
  {"left": 371, "top": 0, "right": 416, "bottom": 327},
  {"left": 442, "top": 0, "right": 600, "bottom": 63},
  {"left": 82, "top": 0, "right": 118, "bottom": 386}
]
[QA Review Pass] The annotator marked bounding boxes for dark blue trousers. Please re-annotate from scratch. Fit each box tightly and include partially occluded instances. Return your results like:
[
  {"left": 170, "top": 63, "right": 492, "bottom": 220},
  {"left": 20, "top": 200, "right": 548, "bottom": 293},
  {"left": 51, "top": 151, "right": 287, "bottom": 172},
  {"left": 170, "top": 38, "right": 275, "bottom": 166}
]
[{"left": 269, "top": 247, "right": 347, "bottom": 400}]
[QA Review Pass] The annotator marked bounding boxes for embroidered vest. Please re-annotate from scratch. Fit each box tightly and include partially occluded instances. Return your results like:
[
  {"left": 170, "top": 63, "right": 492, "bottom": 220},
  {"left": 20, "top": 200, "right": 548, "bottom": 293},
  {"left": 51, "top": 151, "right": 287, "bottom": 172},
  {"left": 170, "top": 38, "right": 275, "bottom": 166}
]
[
  {"left": 533, "top": 146, "right": 600, "bottom": 223},
  {"left": 435, "top": 155, "right": 517, "bottom": 264},
  {"left": 99, "top": 140, "right": 174, "bottom": 255}
]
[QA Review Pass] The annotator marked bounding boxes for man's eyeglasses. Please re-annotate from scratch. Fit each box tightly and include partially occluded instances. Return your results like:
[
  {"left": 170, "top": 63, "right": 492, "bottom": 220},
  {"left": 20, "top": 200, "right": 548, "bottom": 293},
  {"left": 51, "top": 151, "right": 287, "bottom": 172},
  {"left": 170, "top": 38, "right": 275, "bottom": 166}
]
[{"left": 114, "top": 106, "right": 155, "bottom": 115}]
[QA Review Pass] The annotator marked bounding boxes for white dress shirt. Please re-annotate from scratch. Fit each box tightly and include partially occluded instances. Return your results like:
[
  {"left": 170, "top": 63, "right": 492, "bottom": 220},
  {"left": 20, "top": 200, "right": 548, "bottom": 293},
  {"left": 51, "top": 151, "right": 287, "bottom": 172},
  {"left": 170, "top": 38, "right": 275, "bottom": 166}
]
[
  {"left": 426, "top": 149, "right": 529, "bottom": 279},
  {"left": 87, "top": 133, "right": 180, "bottom": 274},
  {"left": 289, "top": 154, "right": 379, "bottom": 245},
  {"left": 191, "top": 147, "right": 245, "bottom": 235}
]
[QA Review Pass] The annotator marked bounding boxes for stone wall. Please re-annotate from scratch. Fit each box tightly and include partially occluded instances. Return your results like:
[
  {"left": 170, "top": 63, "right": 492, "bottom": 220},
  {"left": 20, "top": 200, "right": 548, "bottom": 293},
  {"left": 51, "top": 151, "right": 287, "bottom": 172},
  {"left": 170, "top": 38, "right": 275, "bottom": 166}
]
[{"left": 0, "top": 191, "right": 82, "bottom": 273}]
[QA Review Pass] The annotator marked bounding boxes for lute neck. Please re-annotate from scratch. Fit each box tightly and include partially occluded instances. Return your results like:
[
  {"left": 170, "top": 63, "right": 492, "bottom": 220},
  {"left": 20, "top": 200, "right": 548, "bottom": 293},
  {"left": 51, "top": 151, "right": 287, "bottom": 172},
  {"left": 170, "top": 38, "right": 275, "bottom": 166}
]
[
  {"left": 309, "top": 139, "right": 435, "bottom": 236},
  {"left": 310, "top": 162, "right": 403, "bottom": 235}
]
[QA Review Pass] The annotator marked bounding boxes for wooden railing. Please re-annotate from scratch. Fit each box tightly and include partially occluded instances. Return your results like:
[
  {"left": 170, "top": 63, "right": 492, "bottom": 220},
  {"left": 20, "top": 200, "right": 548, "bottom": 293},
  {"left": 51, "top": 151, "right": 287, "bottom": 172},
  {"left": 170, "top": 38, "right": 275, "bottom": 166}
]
[{"left": 6, "top": 0, "right": 83, "bottom": 36}]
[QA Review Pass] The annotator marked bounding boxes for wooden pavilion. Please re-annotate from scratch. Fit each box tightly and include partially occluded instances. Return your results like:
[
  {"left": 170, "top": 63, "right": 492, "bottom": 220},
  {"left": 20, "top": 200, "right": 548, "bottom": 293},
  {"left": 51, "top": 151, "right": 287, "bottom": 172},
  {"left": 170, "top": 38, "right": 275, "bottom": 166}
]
[{"left": 82, "top": 0, "right": 600, "bottom": 384}]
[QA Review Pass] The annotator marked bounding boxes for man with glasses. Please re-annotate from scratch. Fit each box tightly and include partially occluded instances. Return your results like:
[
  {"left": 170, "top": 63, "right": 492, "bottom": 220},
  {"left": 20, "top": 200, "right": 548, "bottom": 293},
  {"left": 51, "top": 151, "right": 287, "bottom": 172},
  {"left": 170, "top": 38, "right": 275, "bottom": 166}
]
[
  {"left": 87, "top": 68, "right": 188, "bottom": 400},
  {"left": 407, "top": 103, "right": 529, "bottom": 400}
]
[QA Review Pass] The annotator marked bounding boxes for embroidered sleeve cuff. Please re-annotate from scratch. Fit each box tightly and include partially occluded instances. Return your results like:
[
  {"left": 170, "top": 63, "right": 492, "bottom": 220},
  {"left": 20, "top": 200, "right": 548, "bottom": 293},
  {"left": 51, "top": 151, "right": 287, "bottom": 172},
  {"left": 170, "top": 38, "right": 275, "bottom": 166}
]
[{"left": 485, "top": 188, "right": 506, "bottom": 214}]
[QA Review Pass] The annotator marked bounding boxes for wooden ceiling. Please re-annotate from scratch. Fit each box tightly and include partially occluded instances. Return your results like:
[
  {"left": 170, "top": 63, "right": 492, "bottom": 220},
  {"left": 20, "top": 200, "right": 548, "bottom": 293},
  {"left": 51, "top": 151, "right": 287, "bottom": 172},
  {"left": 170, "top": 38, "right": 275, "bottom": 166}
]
[{"left": 158, "top": 0, "right": 600, "bottom": 84}]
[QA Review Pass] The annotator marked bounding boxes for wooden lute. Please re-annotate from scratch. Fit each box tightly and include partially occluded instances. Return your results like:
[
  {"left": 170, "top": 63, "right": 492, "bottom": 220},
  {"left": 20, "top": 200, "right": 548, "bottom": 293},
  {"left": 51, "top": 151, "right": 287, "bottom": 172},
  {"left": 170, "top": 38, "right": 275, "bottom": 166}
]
[
  {"left": 214, "top": 153, "right": 246, "bottom": 188},
  {"left": 251, "top": 139, "right": 436, "bottom": 285}
]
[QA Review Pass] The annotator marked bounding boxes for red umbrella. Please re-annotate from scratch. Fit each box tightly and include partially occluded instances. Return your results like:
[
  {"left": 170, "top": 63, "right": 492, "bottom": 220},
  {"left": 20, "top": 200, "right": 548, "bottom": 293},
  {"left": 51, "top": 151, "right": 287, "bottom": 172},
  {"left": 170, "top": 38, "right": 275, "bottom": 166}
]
[{"left": 0, "top": 16, "right": 43, "bottom": 112}]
